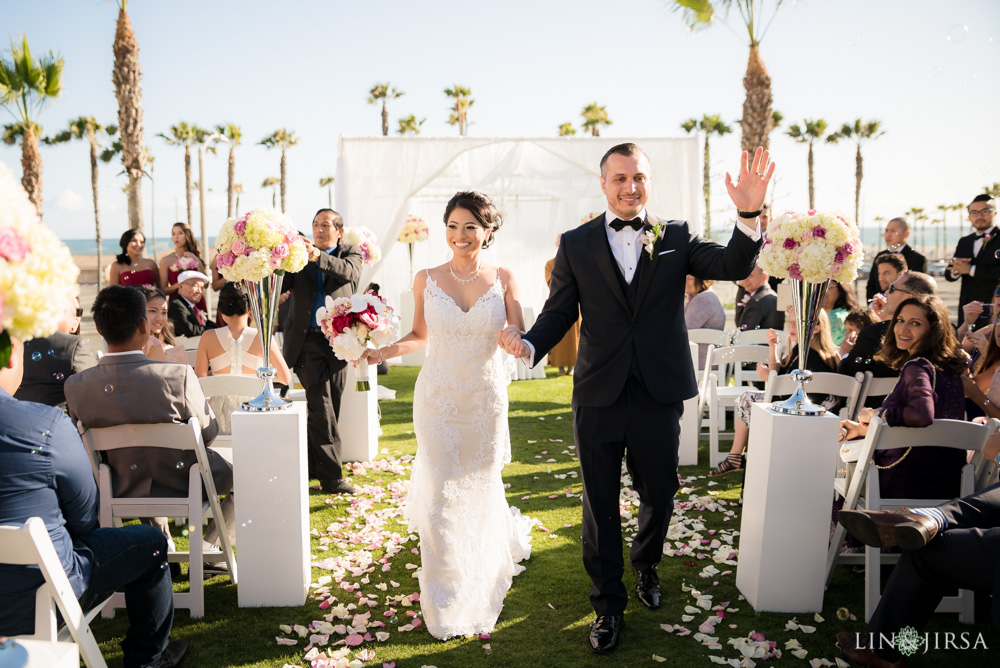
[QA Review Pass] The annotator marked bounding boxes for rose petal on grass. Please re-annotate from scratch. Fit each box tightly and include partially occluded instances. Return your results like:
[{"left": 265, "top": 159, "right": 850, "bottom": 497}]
[
  {"left": 275, "top": 637, "right": 297, "bottom": 646},
  {"left": 345, "top": 633, "right": 364, "bottom": 646}
]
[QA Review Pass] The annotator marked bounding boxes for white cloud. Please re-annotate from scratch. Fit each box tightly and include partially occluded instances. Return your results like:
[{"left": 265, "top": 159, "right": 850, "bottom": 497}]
[{"left": 56, "top": 189, "right": 85, "bottom": 213}]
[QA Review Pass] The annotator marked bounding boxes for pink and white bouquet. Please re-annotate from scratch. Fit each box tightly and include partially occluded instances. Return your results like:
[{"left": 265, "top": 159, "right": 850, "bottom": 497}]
[
  {"left": 341, "top": 226, "right": 381, "bottom": 267},
  {"left": 317, "top": 291, "right": 398, "bottom": 390},
  {"left": 397, "top": 215, "right": 429, "bottom": 244},
  {"left": 759, "top": 209, "right": 864, "bottom": 284},
  {"left": 0, "top": 162, "right": 79, "bottom": 364},
  {"left": 169, "top": 255, "right": 200, "bottom": 273},
  {"left": 214, "top": 207, "right": 309, "bottom": 282}
]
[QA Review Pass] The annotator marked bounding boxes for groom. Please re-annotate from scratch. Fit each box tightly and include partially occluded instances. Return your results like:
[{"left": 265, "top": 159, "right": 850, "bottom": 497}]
[{"left": 500, "top": 143, "right": 773, "bottom": 653}]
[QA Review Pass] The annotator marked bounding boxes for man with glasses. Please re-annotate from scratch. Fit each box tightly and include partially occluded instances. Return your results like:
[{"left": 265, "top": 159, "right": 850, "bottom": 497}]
[
  {"left": 280, "top": 209, "right": 363, "bottom": 495},
  {"left": 945, "top": 194, "right": 998, "bottom": 329}
]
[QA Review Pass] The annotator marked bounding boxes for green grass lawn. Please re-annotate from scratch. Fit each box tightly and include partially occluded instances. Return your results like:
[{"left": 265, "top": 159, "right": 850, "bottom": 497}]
[{"left": 90, "top": 368, "right": 1000, "bottom": 667}]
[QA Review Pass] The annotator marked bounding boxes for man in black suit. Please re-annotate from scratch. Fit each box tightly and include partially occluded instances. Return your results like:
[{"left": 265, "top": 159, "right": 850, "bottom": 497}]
[
  {"left": 500, "top": 144, "right": 771, "bottom": 653},
  {"left": 945, "top": 194, "right": 999, "bottom": 329},
  {"left": 734, "top": 263, "right": 784, "bottom": 332},
  {"left": 865, "top": 217, "right": 927, "bottom": 302},
  {"left": 167, "top": 270, "right": 219, "bottom": 338},
  {"left": 281, "top": 209, "right": 363, "bottom": 496},
  {"left": 835, "top": 482, "right": 1000, "bottom": 667}
]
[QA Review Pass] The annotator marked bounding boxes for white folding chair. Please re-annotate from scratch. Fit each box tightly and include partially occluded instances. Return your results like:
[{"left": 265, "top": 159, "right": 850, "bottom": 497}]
[
  {"left": 687, "top": 328, "right": 730, "bottom": 348},
  {"left": 856, "top": 373, "right": 898, "bottom": 412},
  {"left": 198, "top": 374, "right": 262, "bottom": 462},
  {"left": 0, "top": 517, "right": 108, "bottom": 668},
  {"left": 173, "top": 335, "right": 201, "bottom": 351},
  {"left": 826, "top": 417, "right": 998, "bottom": 622},
  {"left": 733, "top": 328, "right": 771, "bottom": 346},
  {"left": 79, "top": 417, "right": 237, "bottom": 619},
  {"left": 704, "top": 345, "right": 772, "bottom": 468},
  {"left": 762, "top": 370, "right": 865, "bottom": 419}
]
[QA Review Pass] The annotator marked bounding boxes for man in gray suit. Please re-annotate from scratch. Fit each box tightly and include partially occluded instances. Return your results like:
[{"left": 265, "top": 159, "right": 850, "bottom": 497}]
[
  {"left": 734, "top": 263, "right": 784, "bottom": 332},
  {"left": 65, "top": 286, "right": 234, "bottom": 566}
]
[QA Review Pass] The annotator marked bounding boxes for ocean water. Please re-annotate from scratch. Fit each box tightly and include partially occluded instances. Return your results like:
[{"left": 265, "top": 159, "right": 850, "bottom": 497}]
[{"left": 62, "top": 237, "right": 217, "bottom": 256}]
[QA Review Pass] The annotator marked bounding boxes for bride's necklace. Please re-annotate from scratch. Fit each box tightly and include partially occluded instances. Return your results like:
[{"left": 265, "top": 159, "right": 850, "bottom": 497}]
[{"left": 449, "top": 261, "right": 481, "bottom": 285}]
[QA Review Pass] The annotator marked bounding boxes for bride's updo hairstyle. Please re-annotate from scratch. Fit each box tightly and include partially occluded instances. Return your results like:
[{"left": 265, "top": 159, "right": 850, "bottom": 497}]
[
  {"left": 443, "top": 190, "right": 504, "bottom": 249},
  {"left": 217, "top": 282, "right": 250, "bottom": 317}
]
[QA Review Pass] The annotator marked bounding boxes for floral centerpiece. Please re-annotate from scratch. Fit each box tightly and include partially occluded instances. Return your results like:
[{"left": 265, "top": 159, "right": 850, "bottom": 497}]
[
  {"left": 341, "top": 226, "right": 382, "bottom": 267},
  {"left": 0, "top": 162, "right": 79, "bottom": 365},
  {"left": 215, "top": 207, "right": 309, "bottom": 410},
  {"left": 398, "top": 215, "right": 429, "bottom": 286},
  {"left": 758, "top": 209, "right": 863, "bottom": 415},
  {"left": 317, "top": 291, "right": 397, "bottom": 391}
]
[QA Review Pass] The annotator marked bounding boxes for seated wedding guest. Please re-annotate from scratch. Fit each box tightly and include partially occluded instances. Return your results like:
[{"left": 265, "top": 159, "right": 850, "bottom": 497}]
[
  {"left": 14, "top": 296, "right": 97, "bottom": 410},
  {"left": 709, "top": 309, "right": 840, "bottom": 476},
  {"left": 838, "top": 308, "right": 879, "bottom": 359},
  {"left": 195, "top": 282, "right": 291, "bottom": 433},
  {"left": 109, "top": 228, "right": 161, "bottom": 289},
  {"left": 734, "top": 263, "right": 784, "bottom": 332},
  {"left": 836, "top": 482, "right": 1000, "bottom": 667},
  {"left": 65, "top": 285, "right": 235, "bottom": 574},
  {"left": 870, "top": 252, "right": 908, "bottom": 300},
  {"left": 168, "top": 270, "right": 219, "bottom": 338},
  {"left": 545, "top": 235, "right": 582, "bottom": 376},
  {"left": 864, "top": 217, "right": 927, "bottom": 301},
  {"left": 684, "top": 274, "right": 725, "bottom": 370},
  {"left": 0, "top": 335, "right": 188, "bottom": 667},
  {"left": 140, "top": 286, "right": 188, "bottom": 364},
  {"left": 959, "top": 323, "right": 1000, "bottom": 462},
  {"left": 822, "top": 280, "right": 858, "bottom": 346},
  {"left": 839, "top": 295, "right": 969, "bottom": 501},
  {"left": 840, "top": 271, "right": 938, "bottom": 406}
]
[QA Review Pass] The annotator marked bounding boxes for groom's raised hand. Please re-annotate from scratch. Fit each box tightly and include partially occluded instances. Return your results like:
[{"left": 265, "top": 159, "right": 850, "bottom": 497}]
[
  {"left": 725, "top": 146, "right": 775, "bottom": 224},
  {"left": 497, "top": 325, "right": 529, "bottom": 359}
]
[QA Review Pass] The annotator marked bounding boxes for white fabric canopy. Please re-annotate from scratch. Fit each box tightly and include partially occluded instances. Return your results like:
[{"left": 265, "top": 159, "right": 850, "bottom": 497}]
[{"left": 335, "top": 136, "right": 702, "bottom": 316}]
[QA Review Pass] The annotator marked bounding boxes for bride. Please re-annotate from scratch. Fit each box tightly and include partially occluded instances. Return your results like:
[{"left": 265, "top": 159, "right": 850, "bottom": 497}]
[{"left": 361, "top": 190, "right": 536, "bottom": 640}]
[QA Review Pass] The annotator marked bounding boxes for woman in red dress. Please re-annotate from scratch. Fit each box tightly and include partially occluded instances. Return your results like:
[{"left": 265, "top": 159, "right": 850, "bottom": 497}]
[
  {"left": 110, "top": 229, "right": 161, "bottom": 289},
  {"left": 159, "top": 222, "right": 208, "bottom": 313}
]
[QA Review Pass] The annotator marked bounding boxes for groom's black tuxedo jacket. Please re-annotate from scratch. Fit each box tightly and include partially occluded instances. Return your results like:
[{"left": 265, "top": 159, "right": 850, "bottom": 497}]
[
  {"left": 945, "top": 230, "right": 1000, "bottom": 328},
  {"left": 525, "top": 214, "right": 761, "bottom": 407}
]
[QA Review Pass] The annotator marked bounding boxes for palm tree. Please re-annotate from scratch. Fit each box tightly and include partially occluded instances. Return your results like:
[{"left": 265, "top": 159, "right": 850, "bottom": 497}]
[
  {"left": 558, "top": 122, "right": 576, "bottom": 136},
  {"left": 680, "top": 114, "right": 733, "bottom": 237},
  {"left": 673, "top": 1, "right": 783, "bottom": 153},
  {"left": 262, "top": 177, "right": 279, "bottom": 209},
  {"left": 193, "top": 128, "right": 223, "bottom": 266},
  {"left": 786, "top": 119, "right": 828, "bottom": 209},
  {"left": 45, "top": 117, "right": 117, "bottom": 287},
  {"left": 156, "top": 122, "right": 198, "bottom": 225},
  {"left": 948, "top": 202, "right": 965, "bottom": 252},
  {"left": 233, "top": 183, "right": 243, "bottom": 215},
  {"left": 444, "top": 85, "right": 474, "bottom": 136},
  {"left": 581, "top": 103, "right": 612, "bottom": 137},
  {"left": 984, "top": 183, "right": 1000, "bottom": 199},
  {"left": 397, "top": 115, "right": 425, "bottom": 136},
  {"left": 319, "top": 176, "right": 335, "bottom": 207},
  {"left": 368, "top": 83, "right": 404, "bottom": 137},
  {"left": 259, "top": 129, "right": 298, "bottom": 212},
  {"left": 0, "top": 36, "right": 64, "bottom": 212},
  {"left": 112, "top": 1, "right": 147, "bottom": 231},
  {"left": 907, "top": 207, "right": 927, "bottom": 254},
  {"left": 215, "top": 122, "right": 241, "bottom": 218},
  {"left": 826, "top": 119, "right": 885, "bottom": 224}
]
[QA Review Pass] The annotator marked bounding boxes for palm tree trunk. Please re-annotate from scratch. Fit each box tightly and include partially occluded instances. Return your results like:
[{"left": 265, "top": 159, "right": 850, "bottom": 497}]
[
  {"left": 279, "top": 149, "right": 287, "bottom": 212},
  {"left": 113, "top": 6, "right": 146, "bottom": 232},
  {"left": 198, "top": 146, "right": 208, "bottom": 263},
  {"left": 807, "top": 140, "right": 815, "bottom": 209},
  {"left": 592, "top": 126, "right": 599, "bottom": 138},
  {"left": 236, "top": 190, "right": 241, "bottom": 214},
  {"left": 381, "top": 101, "right": 389, "bottom": 137},
  {"left": 703, "top": 133, "right": 711, "bottom": 237},
  {"left": 184, "top": 146, "right": 192, "bottom": 225},
  {"left": 854, "top": 144, "right": 863, "bottom": 224},
  {"left": 271, "top": 188, "right": 276, "bottom": 209},
  {"left": 227, "top": 146, "right": 235, "bottom": 218},
  {"left": 88, "top": 132, "right": 103, "bottom": 288},
  {"left": 741, "top": 44, "right": 773, "bottom": 153},
  {"left": 327, "top": 185, "right": 332, "bottom": 208},
  {"left": 19, "top": 124, "right": 42, "bottom": 213}
]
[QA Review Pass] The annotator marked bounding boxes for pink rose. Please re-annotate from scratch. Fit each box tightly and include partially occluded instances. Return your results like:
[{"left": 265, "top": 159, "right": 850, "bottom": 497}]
[
  {"left": 812, "top": 226, "right": 826, "bottom": 238},
  {"left": 231, "top": 239, "right": 247, "bottom": 255},
  {"left": 218, "top": 252, "right": 236, "bottom": 268},
  {"left": 782, "top": 237, "right": 798, "bottom": 250},
  {"left": 0, "top": 227, "right": 30, "bottom": 262},
  {"left": 807, "top": 209, "right": 817, "bottom": 216},
  {"left": 233, "top": 219, "right": 247, "bottom": 235},
  {"left": 842, "top": 242, "right": 855, "bottom": 254},
  {"left": 834, "top": 249, "right": 847, "bottom": 263},
  {"left": 269, "top": 257, "right": 281, "bottom": 269},
  {"left": 244, "top": 246, "right": 255, "bottom": 257},
  {"left": 272, "top": 243, "right": 289, "bottom": 259},
  {"left": 789, "top": 264, "right": 803, "bottom": 280}
]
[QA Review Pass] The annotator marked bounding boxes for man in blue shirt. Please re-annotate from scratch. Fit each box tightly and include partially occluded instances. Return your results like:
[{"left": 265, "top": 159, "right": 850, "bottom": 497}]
[{"left": 0, "top": 336, "right": 188, "bottom": 667}]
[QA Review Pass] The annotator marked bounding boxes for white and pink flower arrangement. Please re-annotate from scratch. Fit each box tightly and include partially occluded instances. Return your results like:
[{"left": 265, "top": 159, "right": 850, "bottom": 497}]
[
  {"left": 759, "top": 209, "right": 864, "bottom": 284},
  {"left": 0, "top": 162, "right": 79, "bottom": 364},
  {"left": 317, "top": 291, "right": 398, "bottom": 390},
  {"left": 341, "top": 226, "right": 382, "bottom": 267},
  {"left": 397, "top": 215, "right": 429, "bottom": 245},
  {"left": 214, "top": 207, "right": 309, "bottom": 281}
]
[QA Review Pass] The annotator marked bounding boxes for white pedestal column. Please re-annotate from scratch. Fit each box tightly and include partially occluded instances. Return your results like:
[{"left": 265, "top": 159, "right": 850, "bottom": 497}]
[
  {"left": 339, "top": 367, "right": 380, "bottom": 462},
  {"left": 678, "top": 395, "right": 699, "bottom": 467},
  {"left": 398, "top": 291, "right": 425, "bottom": 366},
  {"left": 232, "top": 403, "right": 309, "bottom": 607},
  {"left": 736, "top": 404, "right": 840, "bottom": 613}
]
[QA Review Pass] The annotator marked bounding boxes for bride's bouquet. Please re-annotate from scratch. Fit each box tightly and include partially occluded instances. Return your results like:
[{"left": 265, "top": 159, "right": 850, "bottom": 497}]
[
  {"left": 758, "top": 209, "right": 864, "bottom": 284},
  {"left": 317, "top": 291, "right": 397, "bottom": 390},
  {"left": 341, "top": 226, "right": 382, "bottom": 267}
]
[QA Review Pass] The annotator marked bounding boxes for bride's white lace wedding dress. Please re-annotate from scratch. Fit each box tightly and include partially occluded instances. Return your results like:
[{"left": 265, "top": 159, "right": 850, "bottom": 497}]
[{"left": 407, "top": 271, "right": 535, "bottom": 640}]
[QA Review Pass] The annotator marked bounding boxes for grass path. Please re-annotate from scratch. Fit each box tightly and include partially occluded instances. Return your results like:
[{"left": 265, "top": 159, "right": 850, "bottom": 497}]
[{"left": 91, "top": 368, "right": 1000, "bottom": 667}]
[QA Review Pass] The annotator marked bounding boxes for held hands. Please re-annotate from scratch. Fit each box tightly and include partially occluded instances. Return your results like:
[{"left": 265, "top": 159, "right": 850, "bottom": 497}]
[
  {"left": 963, "top": 300, "right": 985, "bottom": 324},
  {"left": 950, "top": 258, "right": 972, "bottom": 276},
  {"left": 497, "top": 325, "right": 529, "bottom": 359},
  {"left": 357, "top": 348, "right": 384, "bottom": 367},
  {"left": 724, "top": 147, "right": 775, "bottom": 215},
  {"left": 839, "top": 419, "right": 867, "bottom": 442}
]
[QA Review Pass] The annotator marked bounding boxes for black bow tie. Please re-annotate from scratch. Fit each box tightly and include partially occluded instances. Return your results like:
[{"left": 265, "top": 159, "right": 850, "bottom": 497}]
[
  {"left": 976, "top": 232, "right": 988, "bottom": 239},
  {"left": 609, "top": 217, "right": 644, "bottom": 232}
]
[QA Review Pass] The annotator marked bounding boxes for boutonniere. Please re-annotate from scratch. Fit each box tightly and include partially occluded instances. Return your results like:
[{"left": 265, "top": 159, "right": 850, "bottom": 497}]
[{"left": 640, "top": 222, "right": 664, "bottom": 259}]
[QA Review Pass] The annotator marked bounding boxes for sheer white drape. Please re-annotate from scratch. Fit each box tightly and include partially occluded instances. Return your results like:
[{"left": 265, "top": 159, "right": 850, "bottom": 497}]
[{"left": 335, "top": 136, "right": 701, "bottom": 317}]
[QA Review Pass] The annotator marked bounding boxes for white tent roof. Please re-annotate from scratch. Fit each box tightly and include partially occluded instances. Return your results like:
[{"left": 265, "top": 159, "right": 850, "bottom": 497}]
[{"left": 335, "top": 136, "right": 702, "bottom": 313}]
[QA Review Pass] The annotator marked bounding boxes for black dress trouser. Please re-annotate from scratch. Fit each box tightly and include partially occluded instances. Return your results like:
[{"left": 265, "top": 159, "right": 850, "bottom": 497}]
[{"left": 295, "top": 331, "right": 348, "bottom": 481}]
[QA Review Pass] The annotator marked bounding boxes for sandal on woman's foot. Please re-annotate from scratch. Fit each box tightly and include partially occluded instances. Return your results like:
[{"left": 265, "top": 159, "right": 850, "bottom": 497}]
[{"left": 709, "top": 454, "right": 745, "bottom": 477}]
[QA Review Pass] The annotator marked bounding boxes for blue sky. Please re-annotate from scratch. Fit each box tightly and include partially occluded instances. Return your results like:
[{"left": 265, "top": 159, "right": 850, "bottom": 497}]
[{"left": 3, "top": 0, "right": 999, "bottom": 247}]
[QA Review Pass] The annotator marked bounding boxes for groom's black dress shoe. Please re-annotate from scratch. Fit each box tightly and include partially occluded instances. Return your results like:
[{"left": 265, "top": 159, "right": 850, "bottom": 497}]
[
  {"left": 634, "top": 567, "right": 661, "bottom": 609},
  {"left": 587, "top": 614, "right": 623, "bottom": 653}
]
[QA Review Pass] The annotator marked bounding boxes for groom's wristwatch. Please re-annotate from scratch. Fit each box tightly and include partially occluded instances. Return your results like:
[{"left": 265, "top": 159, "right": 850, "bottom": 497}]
[{"left": 737, "top": 209, "right": 762, "bottom": 219}]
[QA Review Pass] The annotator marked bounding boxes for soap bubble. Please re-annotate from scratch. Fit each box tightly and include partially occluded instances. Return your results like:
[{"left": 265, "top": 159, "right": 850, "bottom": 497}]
[
  {"left": 52, "top": 372, "right": 64, "bottom": 380},
  {"left": 928, "top": 66, "right": 942, "bottom": 78},
  {"left": 46, "top": 348, "right": 55, "bottom": 356},
  {"left": 31, "top": 352, "right": 41, "bottom": 361},
  {"left": 104, "top": 384, "right": 114, "bottom": 392},
  {"left": 946, "top": 24, "right": 969, "bottom": 43},
  {"left": 837, "top": 607, "right": 850, "bottom": 620},
  {"left": 990, "top": 30, "right": 1000, "bottom": 44},
  {"left": 175, "top": 461, "right": 185, "bottom": 469}
]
